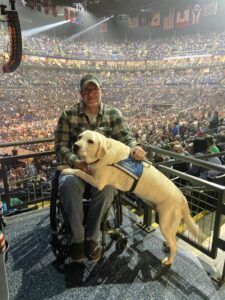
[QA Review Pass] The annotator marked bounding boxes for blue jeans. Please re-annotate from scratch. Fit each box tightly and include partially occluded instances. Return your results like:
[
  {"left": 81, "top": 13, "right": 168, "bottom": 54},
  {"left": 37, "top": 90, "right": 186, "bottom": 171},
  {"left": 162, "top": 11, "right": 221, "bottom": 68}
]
[{"left": 58, "top": 174, "right": 115, "bottom": 243}]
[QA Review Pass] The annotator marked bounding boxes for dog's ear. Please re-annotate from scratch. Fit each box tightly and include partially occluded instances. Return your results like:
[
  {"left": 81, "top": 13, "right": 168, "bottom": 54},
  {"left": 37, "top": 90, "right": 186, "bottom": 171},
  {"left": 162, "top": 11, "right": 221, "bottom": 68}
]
[{"left": 96, "top": 138, "right": 110, "bottom": 159}]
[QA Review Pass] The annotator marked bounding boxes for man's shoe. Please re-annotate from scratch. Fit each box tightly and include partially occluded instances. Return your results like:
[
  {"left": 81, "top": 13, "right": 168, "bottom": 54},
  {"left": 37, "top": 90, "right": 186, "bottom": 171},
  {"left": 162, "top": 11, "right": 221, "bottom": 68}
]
[
  {"left": 85, "top": 240, "right": 102, "bottom": 262},
  {"left": 69, "top": 242, "right": 85, "bottom": 263}
]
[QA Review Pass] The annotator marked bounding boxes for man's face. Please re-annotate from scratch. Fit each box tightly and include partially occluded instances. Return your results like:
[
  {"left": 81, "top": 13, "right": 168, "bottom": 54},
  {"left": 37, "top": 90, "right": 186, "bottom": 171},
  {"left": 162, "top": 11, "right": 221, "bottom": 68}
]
[{"left": 80, "top": 82, "right": 102, "bottom": 108}]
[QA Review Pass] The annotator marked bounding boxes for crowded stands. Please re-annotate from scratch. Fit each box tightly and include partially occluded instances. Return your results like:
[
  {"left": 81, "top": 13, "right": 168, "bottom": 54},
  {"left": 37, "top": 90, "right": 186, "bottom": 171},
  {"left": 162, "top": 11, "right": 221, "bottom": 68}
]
[{"left": 1, "top": 32, "right": 225, "bottom": 155}]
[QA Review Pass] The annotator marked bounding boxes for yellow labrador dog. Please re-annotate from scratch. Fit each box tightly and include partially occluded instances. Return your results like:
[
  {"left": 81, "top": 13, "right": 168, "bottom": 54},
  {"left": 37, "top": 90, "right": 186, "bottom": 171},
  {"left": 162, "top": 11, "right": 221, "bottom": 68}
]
[{"left": 61, "top": 130, "right": 203, "bottom": 266}]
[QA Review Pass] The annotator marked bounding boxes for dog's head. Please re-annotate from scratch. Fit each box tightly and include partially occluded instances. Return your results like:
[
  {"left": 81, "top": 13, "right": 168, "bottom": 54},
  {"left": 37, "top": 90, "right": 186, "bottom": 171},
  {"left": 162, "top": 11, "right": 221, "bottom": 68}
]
[{"left": 75, "top": 130, "right": 110, "bottom": 163}]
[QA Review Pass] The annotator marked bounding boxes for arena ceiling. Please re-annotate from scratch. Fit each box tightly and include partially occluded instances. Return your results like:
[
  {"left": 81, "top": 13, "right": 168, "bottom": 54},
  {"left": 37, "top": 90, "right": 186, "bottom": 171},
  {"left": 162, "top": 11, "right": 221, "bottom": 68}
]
[
  {"left": 62, "top": 0, "right": 159, "bottom": 17},
  {"left": 22, "top": 0, "right": 180, "bottom": 18}
]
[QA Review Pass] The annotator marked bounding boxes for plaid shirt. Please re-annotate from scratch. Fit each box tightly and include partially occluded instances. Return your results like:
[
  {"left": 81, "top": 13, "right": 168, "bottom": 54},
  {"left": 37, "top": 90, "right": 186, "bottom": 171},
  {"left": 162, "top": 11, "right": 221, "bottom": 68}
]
[{"left": 55, "top": 101, "right": 138, "bottom": 165}]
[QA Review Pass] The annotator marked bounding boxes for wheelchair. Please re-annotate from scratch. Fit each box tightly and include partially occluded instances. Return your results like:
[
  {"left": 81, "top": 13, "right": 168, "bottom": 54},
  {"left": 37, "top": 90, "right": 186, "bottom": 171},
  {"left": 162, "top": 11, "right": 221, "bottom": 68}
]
[{"left": 50, "top": 169, "right": 127, "bottom": 270}]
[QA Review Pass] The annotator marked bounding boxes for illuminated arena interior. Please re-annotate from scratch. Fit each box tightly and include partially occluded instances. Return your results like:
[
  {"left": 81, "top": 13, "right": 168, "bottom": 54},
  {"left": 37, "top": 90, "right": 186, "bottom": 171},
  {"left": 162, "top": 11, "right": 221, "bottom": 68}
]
[{"left": 0, "top": 0, "right": 225, "bottom": 299}]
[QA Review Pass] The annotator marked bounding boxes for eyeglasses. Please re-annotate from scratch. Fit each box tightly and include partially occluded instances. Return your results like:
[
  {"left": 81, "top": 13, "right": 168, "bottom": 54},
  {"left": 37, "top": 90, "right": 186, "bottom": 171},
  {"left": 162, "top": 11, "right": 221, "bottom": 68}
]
[{"left": 83, "top": 87, "right": 100, "bottom": 95}]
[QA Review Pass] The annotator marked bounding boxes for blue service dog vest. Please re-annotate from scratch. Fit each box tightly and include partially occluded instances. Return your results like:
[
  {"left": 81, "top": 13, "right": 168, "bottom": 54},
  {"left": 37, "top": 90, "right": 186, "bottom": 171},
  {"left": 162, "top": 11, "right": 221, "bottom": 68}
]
[{"left": 113, "top": 157, "right": 143, "bottom": 192}]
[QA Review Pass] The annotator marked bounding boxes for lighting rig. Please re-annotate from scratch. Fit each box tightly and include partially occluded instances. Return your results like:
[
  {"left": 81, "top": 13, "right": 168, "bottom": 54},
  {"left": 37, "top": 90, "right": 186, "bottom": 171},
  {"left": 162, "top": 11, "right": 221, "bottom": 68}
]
[{"left": 0, "top": 0, "right": 22, "bottom": 73}]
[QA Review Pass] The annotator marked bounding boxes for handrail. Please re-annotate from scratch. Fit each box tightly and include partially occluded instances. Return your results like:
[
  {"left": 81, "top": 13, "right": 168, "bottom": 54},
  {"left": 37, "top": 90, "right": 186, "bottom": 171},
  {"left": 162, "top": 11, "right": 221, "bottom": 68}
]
[
  {"left": 0, "top": 151, "right": 55, "bottom": 162},
  {"left": 145, "top": 144, "right": 225, "bottom": 174},
  {"left": 1, "top": 138, "right": 225, "bottom": 174},
  {"left": 0, "top": 138, "right": 54, "bottom": 148}
]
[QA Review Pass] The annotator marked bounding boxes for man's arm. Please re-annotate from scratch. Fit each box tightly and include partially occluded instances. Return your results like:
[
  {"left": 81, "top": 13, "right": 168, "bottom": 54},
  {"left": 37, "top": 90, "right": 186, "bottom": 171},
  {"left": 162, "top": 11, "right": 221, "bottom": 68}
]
[
  {"left": 55, "top": 110, "right": 93, "bottom": 172},
  {"left": 54, "top": 110, "right": 77, "bottom": 166},
  {"left": 110, "top": 107, "right": 138, "bottom": 147},
  {"left": 110, "top": 108, "right": 146, "bottom": 160}
]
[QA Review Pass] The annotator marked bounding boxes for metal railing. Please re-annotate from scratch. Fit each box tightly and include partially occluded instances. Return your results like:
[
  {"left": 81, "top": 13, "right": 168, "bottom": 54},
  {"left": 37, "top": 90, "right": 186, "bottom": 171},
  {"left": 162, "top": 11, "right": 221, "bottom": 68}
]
[
  {"left": 0, "top": 139, "right": 225, "bottom": 284},
  {"left": 121, "top": 145, "right": 225, "bottom": 285},
  {"left": 0, "top": 138, "right": 55, "bottom": 212},
  {"left": 0, "top": 151, "right": 56, "bottom": 210}
]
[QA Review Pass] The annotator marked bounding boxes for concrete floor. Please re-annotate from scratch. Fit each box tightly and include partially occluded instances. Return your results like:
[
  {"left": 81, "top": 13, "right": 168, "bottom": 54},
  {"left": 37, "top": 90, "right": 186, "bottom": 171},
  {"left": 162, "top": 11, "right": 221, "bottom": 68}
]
[{"left": 4, "top": 207, "right": 225, "bottom": 300}]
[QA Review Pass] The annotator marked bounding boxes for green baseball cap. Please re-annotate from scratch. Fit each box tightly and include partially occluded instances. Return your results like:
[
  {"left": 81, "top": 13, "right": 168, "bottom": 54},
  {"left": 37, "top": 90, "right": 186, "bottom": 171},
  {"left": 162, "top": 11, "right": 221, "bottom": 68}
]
[{"left": 79, "top": 74, "right": 102, "bottom": 91}]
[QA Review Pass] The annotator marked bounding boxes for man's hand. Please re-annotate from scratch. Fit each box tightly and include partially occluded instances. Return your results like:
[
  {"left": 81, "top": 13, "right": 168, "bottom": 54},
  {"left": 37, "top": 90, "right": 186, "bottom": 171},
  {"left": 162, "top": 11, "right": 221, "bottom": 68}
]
[
  {"left": 73, "top": 160, "right": 93, "bottom": 175},
  {"left": 130, "top": 146, "right": 146, "bottom": 161}
]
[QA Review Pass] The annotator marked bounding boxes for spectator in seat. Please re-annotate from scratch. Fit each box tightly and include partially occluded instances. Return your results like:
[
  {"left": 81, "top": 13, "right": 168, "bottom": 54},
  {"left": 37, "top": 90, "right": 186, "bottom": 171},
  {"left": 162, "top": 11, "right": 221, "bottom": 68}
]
[
  {"left": 188, "top": 137, "right": 222, "bottom": 180},
  {"left": 171, "top": 121, "right": 180, "bottom": 138},
  {"left": 208, "top": 111, "right": 219, "bottom": 133},
  {"left": 205, "top": 134, "right": 220, "bottom": 154},
  {"left": 172, "top": 144, "right": 190, "bottom": 172},
  {"left": 25, "top": 158, "right": 37, "bottom": 178},
  {"left": 55, "top": 74, "right": 146, "bottom": 263}
]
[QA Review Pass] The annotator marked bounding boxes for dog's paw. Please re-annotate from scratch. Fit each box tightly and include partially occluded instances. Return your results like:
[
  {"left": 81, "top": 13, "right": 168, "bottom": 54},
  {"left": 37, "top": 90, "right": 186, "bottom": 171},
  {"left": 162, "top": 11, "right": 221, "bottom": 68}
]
[
  {"left": 57, "top": 164, "right": 70, "bottom": 171},
  {"left": 61, "top": 168, "right": 77, "bottom": 176},
  {"left": 161, "top": 257, "right": 172, "bottom": 266}
]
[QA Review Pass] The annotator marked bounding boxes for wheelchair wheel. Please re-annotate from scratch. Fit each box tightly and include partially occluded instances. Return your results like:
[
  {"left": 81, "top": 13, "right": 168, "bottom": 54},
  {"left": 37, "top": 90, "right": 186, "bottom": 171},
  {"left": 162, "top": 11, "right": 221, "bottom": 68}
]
[
  {"left": 113, "top": 193, "right": 123, "bottom": 227},
  {"left": 51, "top": 232, "right": 68, "bottom": 259},
  {"left": 50, "top": 170, "right": 71, "bottom": 264},
  {"left": 50, "top": 203, "right": 71, "bottom": 263},
  {"left": 50, "top": 200, "right": 57, "bottom": 231},
  {"left": 50, "top": 170, "right": 60, "bottom": 231}
]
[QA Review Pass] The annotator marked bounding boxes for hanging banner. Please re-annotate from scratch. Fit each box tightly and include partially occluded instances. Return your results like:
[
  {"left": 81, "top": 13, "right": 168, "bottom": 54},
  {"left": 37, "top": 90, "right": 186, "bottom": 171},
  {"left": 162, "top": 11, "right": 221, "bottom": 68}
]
[
  {"left": 52, "top": 5, "right": 57, "bottom": 17},
  {"left": 204, "top": 0, "right": 217, "bottom": 16},
  {"left": 128, "top": 16, "right": 139, "bottom": 28},
  {"left": 192, "top": 4, "right": 201, "bottom": 24},
  {"left": 151, "top": 11, "right": 160, "bottom": 27},
  {"left": 36, "top": 0, "right": 41, "bottom": 12},
  {"left": 163, "top": 8, "right": 175, "bottom": 30},
  {"left": 70, "top": 9, "right": 75, "bottom": 23},
  {"left": 43, "top": 0, "right": 49, "bottom": 15},
  {"left": 64, "top": 8, "right": 69, "bottom": 20},
  {"left": 176, "top": 9, "right": 190, "bottom": 28},
  {"left": 139, "top": 15, "right": 148, "bottom": 27}
]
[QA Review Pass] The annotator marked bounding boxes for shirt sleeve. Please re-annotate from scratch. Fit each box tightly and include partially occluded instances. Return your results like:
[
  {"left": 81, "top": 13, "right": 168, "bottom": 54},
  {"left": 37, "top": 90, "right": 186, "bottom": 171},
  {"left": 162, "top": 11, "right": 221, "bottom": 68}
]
[
  {"left": 54, "top": 110, "right": 78, "bottom": 166},
  {"left": 111, "top": 108, "right": 138, "bottom": 148}
]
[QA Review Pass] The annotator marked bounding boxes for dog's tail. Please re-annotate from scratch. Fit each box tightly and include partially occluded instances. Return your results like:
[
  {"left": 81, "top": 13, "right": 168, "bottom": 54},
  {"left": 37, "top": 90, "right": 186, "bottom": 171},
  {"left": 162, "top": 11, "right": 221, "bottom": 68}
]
[{"left": 182, "top": 197, "right": 205, "bottom": 242}]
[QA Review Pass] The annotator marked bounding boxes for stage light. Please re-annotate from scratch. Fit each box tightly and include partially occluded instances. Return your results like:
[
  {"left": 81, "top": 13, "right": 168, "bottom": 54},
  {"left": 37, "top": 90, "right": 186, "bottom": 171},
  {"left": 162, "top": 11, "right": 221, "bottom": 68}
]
[
  {"left": 66, "top": 15, "right": 113, "bottom": 42},
  {"left": 22, "top": 20, "right": 69, "bottom": 37}
]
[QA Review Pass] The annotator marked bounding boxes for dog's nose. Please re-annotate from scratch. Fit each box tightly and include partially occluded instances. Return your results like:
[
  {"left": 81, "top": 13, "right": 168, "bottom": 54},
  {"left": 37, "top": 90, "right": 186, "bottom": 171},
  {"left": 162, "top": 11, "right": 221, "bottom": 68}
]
[{"left": 73, "top": 144, "right": 80, "bottom": 153}]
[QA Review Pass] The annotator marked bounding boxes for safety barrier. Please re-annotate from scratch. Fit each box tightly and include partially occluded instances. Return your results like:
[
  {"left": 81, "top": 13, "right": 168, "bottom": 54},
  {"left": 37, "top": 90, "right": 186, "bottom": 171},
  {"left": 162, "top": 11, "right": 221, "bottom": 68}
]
[
  {"left": 120, "top": 145, "right": 225, "bottom": 285},
  {"left": 0, "top": 139, "right": 225, "bottom": 284},
  {"left": 0, "top": 138, "right": 55, "bottom": 212}
]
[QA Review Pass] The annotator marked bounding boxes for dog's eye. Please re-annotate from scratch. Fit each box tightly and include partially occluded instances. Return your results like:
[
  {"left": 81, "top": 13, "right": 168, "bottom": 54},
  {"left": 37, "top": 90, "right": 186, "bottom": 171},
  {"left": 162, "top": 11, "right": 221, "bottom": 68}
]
[
  {"left": 87, "top": 139, "right": 94, "bottom": 144},
  {"left": 78, "top": 135, "right": 82, "bottom": 140}
]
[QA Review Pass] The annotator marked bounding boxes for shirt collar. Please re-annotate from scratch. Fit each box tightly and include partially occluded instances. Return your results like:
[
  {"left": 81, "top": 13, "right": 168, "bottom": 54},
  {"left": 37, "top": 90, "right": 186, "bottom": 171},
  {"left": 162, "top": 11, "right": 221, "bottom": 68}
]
[{"left": 79, "top": 101, "right": 103, "bottom": 116}]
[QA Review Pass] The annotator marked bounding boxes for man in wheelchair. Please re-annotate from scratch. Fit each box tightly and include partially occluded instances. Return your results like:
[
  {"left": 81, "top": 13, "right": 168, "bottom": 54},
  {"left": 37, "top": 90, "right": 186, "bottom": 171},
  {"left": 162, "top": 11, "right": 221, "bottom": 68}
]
[{"left": 54, "top": 74, "right": 145, "bottom": 263}]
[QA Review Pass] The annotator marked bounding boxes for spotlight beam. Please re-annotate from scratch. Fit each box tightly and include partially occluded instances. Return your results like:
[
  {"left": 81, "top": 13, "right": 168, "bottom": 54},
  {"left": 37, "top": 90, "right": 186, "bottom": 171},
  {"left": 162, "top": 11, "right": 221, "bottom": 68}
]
[
  {"left": 66, "top": 15, "right": 113, "bottom": 42},
  {"left": 22, "top": 20, "right": 69, "bottom": 37}
]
